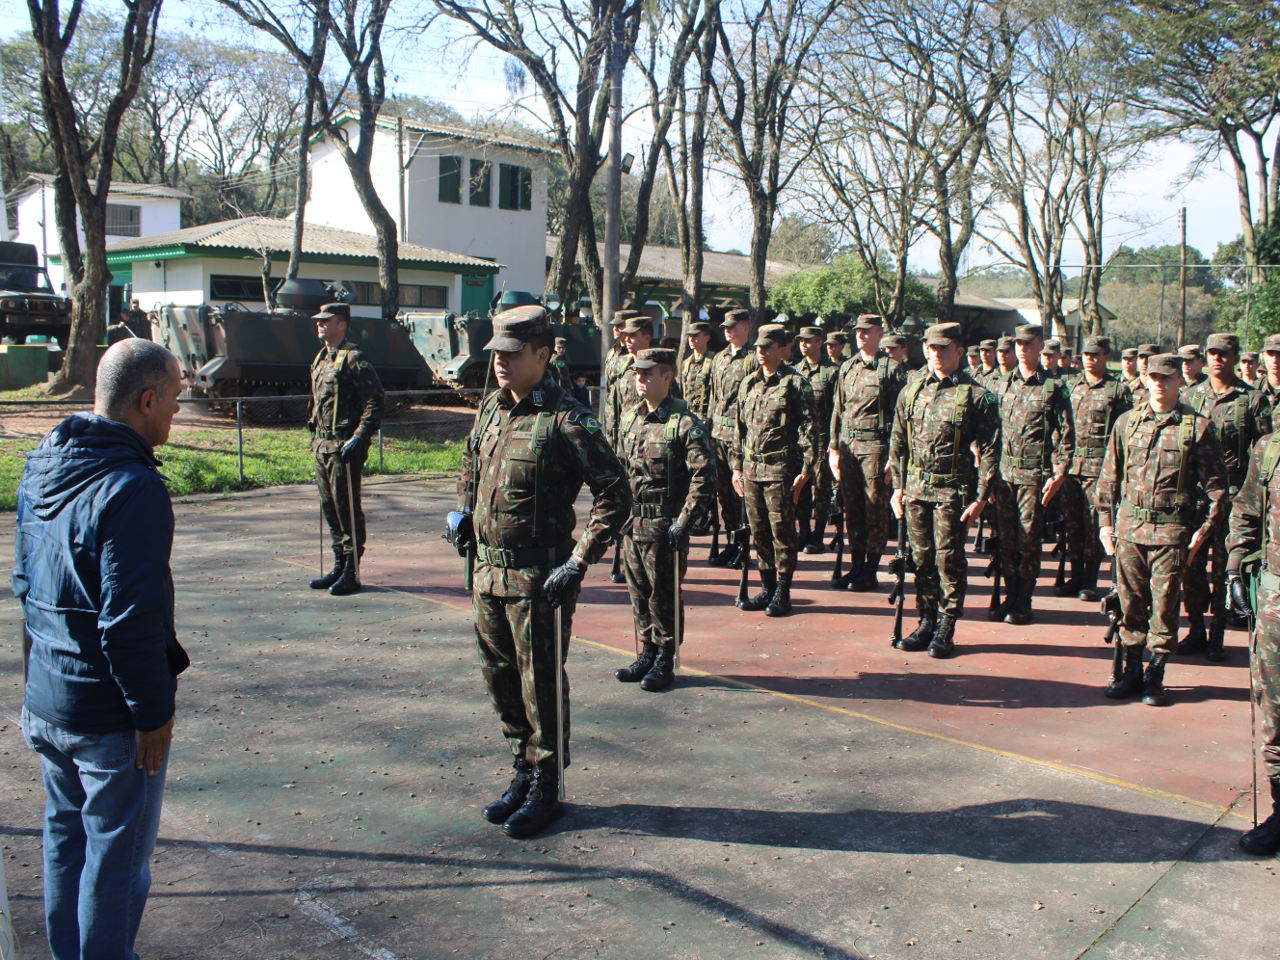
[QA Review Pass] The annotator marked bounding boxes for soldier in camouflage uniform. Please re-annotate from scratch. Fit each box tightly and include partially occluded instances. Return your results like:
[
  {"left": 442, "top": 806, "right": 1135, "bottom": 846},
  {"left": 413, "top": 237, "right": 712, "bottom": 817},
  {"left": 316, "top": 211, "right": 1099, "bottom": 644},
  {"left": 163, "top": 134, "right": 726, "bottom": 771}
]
[
  {"left": 1262, "top": 334, "right": 1280, "bottom": 432},
  {"left": 995, "top": 335, "right": 1016, "bottom": 377},
  {"left": 889, "top": 322, "right": 1000, "bottom": 658},
  {"left": 731, "top": 324, "right": 817, "bottom": 616},
  {"left": 1240, "top": 350, "right": 1260, "bottom": 388},
  {"left": 1120, "top": 347, "right": 1141, "bottom": 392},
  {"left": 881, "top": 333, "right": 907, "bottom": 368},
  {"left": 706, "top": 308, "right": 758, "bottom": 567},
  {"left": 1058, "top": 336, "right": 1131, "bottom": 601},
  {"left": 678, "top": 320, "right": 717, "bottom": 424},
  {"left": 1179, "top": 343, "right": 1207, "bottom": 393},
  {"left": 993, "top": 324, "right": 1074, "bottom": 624},
  {"left": 826, "top": 331, "right": 850, "bottom": 366},
  {"left": 606, "top": 314, "right": 653, "bottom": 451},
  {"left": 828, "top": 315, "right": 908, "bottom": 589},
  {"left": 307, "top": 303, "right": 384, "bottom": 596},
  {"left": 1131, "top": 343, "right": 1159, "bottom": 410},
  {"left": 1226, "top": 430, "right": 1280, "bottom": 855},
  {"left": 1097, "top": 353, "right": 1227, "bottom": 706},
  {"left": 458, "top": 307, "right": 629, "bottom": 838},
  {"left": 1043, "top": 339, "right": 1063, "bottom": 378},
  {"left": 1179, "top": 333, "right": 1272, "bottom": 659},
  {"left": 795, "top": 326, "right": 839, "bottom": 553},
  {"left": 978, "top": 339, "right": 999, "bottom": 384},
  {"left": 551, "top": 336, "right": 573, "bottom": 389},
  {"left": 601, "top": 313, "right": 630, "bottom": 403},
  {"left": 613, "top": 348, "right": 716, "bottom": 691}
]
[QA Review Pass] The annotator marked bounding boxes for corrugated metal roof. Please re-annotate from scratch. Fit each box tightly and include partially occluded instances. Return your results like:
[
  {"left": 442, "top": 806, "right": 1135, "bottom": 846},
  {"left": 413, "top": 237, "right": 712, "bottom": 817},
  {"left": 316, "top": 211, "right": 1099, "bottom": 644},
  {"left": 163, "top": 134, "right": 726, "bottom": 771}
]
[
  {"left": 329, "top": 110, "right": 557, "bottom": 156},
  {"left": 17, "top": 171, "right": 192, "bottom": 200},
  {"left": 545, "top": 235, "right": 812, "bottom": 290},
  {"left": 104, "top": 216, "right": 502, "bottom": 270}
]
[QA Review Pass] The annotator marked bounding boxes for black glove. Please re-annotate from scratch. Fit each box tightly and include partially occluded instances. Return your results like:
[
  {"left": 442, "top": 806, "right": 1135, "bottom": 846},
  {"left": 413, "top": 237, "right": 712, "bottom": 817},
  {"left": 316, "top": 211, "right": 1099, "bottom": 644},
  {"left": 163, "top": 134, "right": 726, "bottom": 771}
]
[
  {"left": 668, "top": 519, "right": 687, "bottom": 549},
  {"left": 339, "top": 436, "right": 366, "bottom": 463},
  {"left": 542, "top": 555, "right": 587, "bottom": 607},
  {"left": 1229, "top": 573, "right": 1252, "bottom": 620},
  {"left": 1100, "top": 587, "right": 1121, "bottom": 620}
]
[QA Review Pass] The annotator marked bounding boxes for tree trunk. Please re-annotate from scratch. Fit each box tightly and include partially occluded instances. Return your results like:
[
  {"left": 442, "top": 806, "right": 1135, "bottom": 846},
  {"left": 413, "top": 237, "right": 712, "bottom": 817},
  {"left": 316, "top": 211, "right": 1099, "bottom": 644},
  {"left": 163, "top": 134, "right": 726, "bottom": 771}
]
[
  {"left": 747, "top": 193, "right": 773, "bottom": 324},
  {"left": 58, "top": 214, "right": 110, "bottom": 395}
]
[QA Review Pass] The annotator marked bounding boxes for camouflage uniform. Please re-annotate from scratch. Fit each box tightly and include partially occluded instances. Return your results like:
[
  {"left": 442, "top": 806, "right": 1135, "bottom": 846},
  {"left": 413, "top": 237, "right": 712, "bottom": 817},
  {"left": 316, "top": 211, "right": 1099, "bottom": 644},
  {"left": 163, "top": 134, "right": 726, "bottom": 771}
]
[
  {"left": 617, "top": 391, "right": 715, "bottom": 651},
  {"left": 708, "top": 341, "right": 758, "bottom": 531},
  {"left": 795, "top": 353, "right": 840, "bottom": 545},
  {"left": 829, "top": 352, "right": 908, "bottom": 567},
  {"left": 308, "top": 336, "right": 385, "bottom": 560},
  {"left": 605, "top": 351, "right": 640, "bottom": 451},
  {"left": 461, "top": 370, "right": 629, "bottom": 773},
  {"left": 1263, "top": 379, "right": 1280, "bottom": 433},
  {"left": 1063, "top": 370, "right": 1131, "bottom": 574},
  {"left": 678, "top": 348, "right": 717, "bottom": 424}
]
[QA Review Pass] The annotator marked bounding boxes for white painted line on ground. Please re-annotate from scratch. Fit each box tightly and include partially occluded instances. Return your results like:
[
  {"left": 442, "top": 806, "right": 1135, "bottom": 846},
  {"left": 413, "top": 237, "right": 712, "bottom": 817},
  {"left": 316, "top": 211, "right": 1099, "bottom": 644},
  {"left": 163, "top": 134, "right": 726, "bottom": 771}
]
[{"left": 296, "top": 890, "right": 409, "bottom": 960}]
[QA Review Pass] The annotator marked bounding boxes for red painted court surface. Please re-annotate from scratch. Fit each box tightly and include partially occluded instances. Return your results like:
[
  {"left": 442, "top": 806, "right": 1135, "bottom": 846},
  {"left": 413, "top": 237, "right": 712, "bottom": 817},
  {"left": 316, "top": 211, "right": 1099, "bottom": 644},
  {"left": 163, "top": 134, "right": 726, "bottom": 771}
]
[{"left": 352, "top": 531, "right": 1255, "bottom": 819}]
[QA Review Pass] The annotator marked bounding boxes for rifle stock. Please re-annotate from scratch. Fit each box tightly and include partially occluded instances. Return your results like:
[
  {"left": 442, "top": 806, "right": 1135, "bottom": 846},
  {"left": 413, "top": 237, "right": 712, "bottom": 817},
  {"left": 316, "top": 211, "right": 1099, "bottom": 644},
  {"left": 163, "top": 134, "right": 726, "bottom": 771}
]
[
  {"left": 830, "top": 490, "right": 845, "bottom": 586},
  {"left": 888, "top": 456, "right": 908, "bottom": 647},
  {"left": 709, "top": 513, "right": 720, "bottom": 561}
]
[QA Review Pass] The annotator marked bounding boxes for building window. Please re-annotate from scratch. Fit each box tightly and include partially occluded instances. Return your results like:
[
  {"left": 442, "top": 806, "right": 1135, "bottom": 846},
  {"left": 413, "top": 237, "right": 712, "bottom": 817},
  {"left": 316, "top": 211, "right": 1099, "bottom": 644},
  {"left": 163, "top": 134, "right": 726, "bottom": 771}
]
[
  {"left": 210, "top": 275, "right": 268, "bottom": 300},
  {"left": 469, "top": 159, "right": 491, "bottom": 207},
  {"left": 105, "top": 203, "right": 142, "bottom": 237},
  {"left": 498, "top": 163, "right": 532, "bottom": 211},
  {"left": 439, "top": 155, "right": 462, "bottom": 204},
  {"left": 348, "top": 281, "right": 448, "bottom": 309}
]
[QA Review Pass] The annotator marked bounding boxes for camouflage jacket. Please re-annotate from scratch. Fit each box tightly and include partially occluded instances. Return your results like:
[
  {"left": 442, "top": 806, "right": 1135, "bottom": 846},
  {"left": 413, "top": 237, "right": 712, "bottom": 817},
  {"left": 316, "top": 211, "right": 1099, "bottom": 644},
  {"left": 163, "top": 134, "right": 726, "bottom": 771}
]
[
  {"left": 308, "top": 340, "right": 385, "bottom": 453},
  {"left": 795, "top": 356, "right": 840, "bottom": 449},
  {"left": 551, "top": 356, "right": 573, "bottom": 390},
  {"left": 1126, "top": 376, "right": 1148, "bottom": 412},
  {"left": 600, "top": 345, "right": 629, "bottom": 434},
  {"left": 1095, "top": 404, "right": 1227, "bottom": 547},
  {"left": 459, "top": 374, "right": 630, "bottom": 596},
  {"left": 605, "top": 352, "right": 639, "bottom": 450},
  {"left": 998, "top": 368, "right": 1074, "bottom": 484},
  {"left": 678, "top": 349, "right": 718, "bottom": 423},
  {"left": 1263, "top": 380, "right": 1280, "bottom": 432},
  {"left": 1183, "top": 378, "right": 1272, "bottom": 490},
  {"left": 708, "top": 345, "right": 757, "bottom": 443},
  {"left": 1227, "top": 433, "right": 1280, "bottom": 575},
  {"left": 731, "top": 362, "right": 818, "bottom": 483},
  {"left": 889, "top": 369, "right": 1000, "bottom": 505},
  {"left": 616, "top": 395, "right": 716, "bottom": 542},
  {"left": 1067, "top": 374, "right": 1132, "bottom": 478},
  {"left": 829, "top": 353, "right": 907, "bottom": 451}
]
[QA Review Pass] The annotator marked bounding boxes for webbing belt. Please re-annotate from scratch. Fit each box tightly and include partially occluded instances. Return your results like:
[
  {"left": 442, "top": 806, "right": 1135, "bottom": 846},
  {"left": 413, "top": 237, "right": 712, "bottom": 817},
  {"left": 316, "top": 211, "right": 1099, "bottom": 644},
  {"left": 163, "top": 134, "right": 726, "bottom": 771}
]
[
  {"left": 475, "top": 543, "right": 561, "bottom": 569},
  {"left": 909, "top": 466, "right": 973, "bottom": 487},
  {"left": 846, "top": 428, "right": 888, "bottom": 442},
  {"left": 1005, "top": 454, "right": 1050, "bottom": 471},
  {"left": 631, "top": 504, "right": 667, "bottom": 518},
  {"left": 747, "top": 450, "right": 789, "bottom": 465},
  {"left": 1119, "top": 504, "right": 1190, "bottom": 525}
]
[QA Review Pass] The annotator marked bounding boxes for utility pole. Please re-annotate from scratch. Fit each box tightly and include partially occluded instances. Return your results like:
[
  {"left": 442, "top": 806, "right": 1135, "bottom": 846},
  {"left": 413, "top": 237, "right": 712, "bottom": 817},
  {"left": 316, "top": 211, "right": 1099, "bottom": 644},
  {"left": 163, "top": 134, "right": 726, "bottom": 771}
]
[
  {"left": 1177, "top": 207, "right": 1187, "bottom": 347},
  {"left": 397, "top": 117, "right": 407, "bottom": 243},
  {"left": 601, "top": 7, "right": 624, "bottom": 346}
]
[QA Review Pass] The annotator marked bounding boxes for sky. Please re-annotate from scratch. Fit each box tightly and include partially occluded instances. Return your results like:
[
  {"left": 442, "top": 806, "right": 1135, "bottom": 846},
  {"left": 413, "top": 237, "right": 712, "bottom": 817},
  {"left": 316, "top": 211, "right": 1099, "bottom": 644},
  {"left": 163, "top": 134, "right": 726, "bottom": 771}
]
[{"left": 1, "top": 0, "right": 1256, "bottom": 281}]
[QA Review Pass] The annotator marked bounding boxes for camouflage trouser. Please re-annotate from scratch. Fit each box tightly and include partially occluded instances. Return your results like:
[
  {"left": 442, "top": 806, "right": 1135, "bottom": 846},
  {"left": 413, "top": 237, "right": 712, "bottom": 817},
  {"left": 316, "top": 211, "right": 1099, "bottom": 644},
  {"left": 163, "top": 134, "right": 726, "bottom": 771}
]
[
  {"left": 796, "top": 449, "right": 834, "bottom": 538},
  {"left": 1183, "top": 503, "right": 1229, "bottom": 621},
  {"left": 838, "top": 443, "right": 890, "bottom": 558},
  {"left": 743, "top": 478, "right": 798, "bottom": 576},
  {"left": 622, "top": 535, "right": 687, "bottom": 649},
  {"left": 474, "top": 587, "right": 577, "bottom": 771},
  {"left": 1250, "top": 568, "right": 1280, "bottom": 779},
  {"left": 1116, "top": 538, "right": 1185, "bottom": 656},
  {"left": 906, "top": 493, "right": 969, "bottom": 617},
  {"left": 315, "top": 447, "right": 367, "bottom": 557},
  {"left": 1062, "top": 474, "right": 1103, "bottom": 566},
  {"left": 712, "top": 437, "right": 741, "bottom": 533},
  {"left": 995, "top": 479, "right": 1045, "bottom": 583}
]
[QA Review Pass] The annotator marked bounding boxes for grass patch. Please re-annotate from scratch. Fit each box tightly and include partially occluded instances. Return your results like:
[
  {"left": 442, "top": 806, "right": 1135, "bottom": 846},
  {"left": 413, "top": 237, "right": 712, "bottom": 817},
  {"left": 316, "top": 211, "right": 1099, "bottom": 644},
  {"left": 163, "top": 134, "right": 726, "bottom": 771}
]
[{"left": 0, "top": 429, "right": 463, "bottom": 510}]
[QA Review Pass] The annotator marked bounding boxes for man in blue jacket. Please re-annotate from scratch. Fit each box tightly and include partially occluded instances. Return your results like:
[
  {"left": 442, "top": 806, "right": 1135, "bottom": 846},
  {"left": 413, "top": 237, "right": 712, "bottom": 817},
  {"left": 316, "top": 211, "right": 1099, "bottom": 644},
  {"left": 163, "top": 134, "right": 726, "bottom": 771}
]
[{"left": 14, "top": 338, "right": 188, "bottom": 960}]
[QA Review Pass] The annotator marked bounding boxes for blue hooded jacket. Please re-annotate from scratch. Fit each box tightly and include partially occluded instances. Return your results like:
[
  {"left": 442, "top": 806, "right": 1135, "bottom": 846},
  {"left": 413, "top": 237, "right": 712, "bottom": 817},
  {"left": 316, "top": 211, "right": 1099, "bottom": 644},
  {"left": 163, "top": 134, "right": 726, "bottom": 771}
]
[{"left": 14, "top": 413, "right": 188, "bottom": 734}]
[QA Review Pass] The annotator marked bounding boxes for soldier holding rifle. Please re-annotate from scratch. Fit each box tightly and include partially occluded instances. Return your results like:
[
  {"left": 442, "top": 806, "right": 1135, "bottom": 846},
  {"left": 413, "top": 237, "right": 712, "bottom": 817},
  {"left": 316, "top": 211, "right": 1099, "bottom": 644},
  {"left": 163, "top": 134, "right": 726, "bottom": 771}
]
[
  {"left": 795, "top": 326, "right": 840, "bottom": 554},
  {"left": 707, "top": 309, "right": 758, "bottom": 568},
  {"left": 888, "top": 322, "right": 1000, "bottom": 659}
]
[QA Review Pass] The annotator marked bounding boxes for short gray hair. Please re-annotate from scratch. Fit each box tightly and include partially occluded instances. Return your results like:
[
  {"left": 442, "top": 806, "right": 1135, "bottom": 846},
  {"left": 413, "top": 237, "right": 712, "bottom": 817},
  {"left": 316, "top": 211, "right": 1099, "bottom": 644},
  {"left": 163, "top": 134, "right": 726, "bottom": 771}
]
[{"left": 95, "top": 339, "right": 178, "bottom": 421}]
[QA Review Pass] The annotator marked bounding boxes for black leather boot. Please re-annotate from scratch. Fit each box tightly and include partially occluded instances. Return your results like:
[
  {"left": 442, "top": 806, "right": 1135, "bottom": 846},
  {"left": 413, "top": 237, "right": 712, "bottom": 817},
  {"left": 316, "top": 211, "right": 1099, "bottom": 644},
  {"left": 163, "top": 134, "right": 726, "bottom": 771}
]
[
  {"left": 708, "top": 541, "right": 733, "bottom": 567},
  {"left": 1205, "top": 618, "right": 1227, "bottom": 662},
  {"left": 1239, "top": 777, "right": 1280, "bottom": 857},
  {"left": 328, "top": 554, "right": 361, "bottom": 596},
  {"left": 766, "top": 573, "right": 793, "bottom": 617},
  {"left": 309, "top": 551, "right": 346, "bottom": 590},
  {"left": 897, "top": 608, "right": 938, "bottom": 651},
  {"left": 835, "top": 553, "right": 863, "bottom": 591},
  {"left": 502, "top": 767, "right": 563, "bottom": 839},
  {"left": 1177, "top": 617, "right": 1207, "bottom": 654},
  {"left": 1005, "top": 577, "right": 1033, "bottom": 625},
  {"left": 798, "top": 515, "right": 812, "bottom": 551},
  {"left": 640, "top": 646, "right": 675, "bottom": 691},
  {"left": 609, "top": 546, "right": 625, "bottom": 584},
  {"left": 806, "top": 516, "right": 828, "bottom": 554},
  {"left": 1105, "top": 645, "right": 1144, "bottom": 699},
  {"left": 928, "top": 613, "right": 958, "bottom": 659},
  {"left": 615, "top": 642, "right": 659, "bottom": 682},
  {"left": 849, "top": 553, "right": 881, "bottom": 592},
  {"left": 989, "top": 574, "right": 1016, "bottom": 622},
  {"left": 1054, "top": 562, "right": 1081, "bottom": 598},
  {"left": 739, "top": 570, "right": 777, "bottom": 611},
  {"left": 482, "top": 758, "right": 533, "bottom": 824},
  {"left": 1141, "top": 652, "right": 1169, "bottom": 706},
  {"left": 1076, "top": 562, "right": 1103, "bottom": 602}
]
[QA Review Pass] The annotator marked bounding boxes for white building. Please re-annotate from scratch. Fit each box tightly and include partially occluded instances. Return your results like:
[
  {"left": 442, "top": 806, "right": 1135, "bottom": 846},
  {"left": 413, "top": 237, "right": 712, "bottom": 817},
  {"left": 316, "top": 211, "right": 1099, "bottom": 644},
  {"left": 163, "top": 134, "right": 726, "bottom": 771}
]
[
  {"left": 304, "top": 112, "right": 553, "bottom": 298},
  {"left": 10, "top": 172, "right": 190, "bottom": 294}
]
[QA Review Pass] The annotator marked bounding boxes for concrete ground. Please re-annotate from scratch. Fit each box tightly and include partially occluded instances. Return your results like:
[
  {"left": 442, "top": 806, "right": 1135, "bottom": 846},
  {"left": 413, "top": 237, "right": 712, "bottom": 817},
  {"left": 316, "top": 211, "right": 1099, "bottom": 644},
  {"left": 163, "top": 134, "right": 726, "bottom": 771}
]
[{"left": 1, "top": 476, "right": 1277, "bottom": 960}]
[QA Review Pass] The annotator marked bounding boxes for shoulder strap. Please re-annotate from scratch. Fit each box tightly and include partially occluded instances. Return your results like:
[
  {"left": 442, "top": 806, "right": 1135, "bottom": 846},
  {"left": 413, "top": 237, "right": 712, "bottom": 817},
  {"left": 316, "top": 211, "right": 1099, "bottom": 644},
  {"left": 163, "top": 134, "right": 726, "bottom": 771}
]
[{"left": 902, "top": 374, "right": 928, "bottom": 453}]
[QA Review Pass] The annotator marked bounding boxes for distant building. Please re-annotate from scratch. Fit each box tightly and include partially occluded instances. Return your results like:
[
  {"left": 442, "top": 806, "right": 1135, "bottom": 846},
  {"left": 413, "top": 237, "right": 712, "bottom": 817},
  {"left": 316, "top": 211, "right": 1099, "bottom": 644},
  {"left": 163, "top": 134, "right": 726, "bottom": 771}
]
[
  {"left": 992, "top": 298, "right": 1117, "bottom": 351},
  {"left": 305, "top": 112, "right": 554, "bottom": 299}
]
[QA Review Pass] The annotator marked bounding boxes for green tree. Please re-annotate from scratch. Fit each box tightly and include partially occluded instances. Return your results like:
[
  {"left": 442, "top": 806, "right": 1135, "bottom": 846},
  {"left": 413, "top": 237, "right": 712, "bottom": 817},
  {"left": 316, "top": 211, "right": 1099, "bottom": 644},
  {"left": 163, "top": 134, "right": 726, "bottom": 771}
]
[
  {"left": 1103, "top": 243, "right": 1218, "bottom": 293},
  {"left": 769, "top": 255, "right": 934, "bottom": 320}
]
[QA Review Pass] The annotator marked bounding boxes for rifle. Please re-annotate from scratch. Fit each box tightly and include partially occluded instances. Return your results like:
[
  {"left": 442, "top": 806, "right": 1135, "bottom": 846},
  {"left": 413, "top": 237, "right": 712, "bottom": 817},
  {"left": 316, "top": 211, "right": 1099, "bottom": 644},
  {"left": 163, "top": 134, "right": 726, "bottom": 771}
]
[
  {"left": 734, "top": 499, "right": 752, "bottom": 607},
  {"left": 1053, "top": 520, "right": 1068, "bottom": 591},
  {"left": 610, "top": 542, "right": 624, "bottom": 583},
  {"left": 829, "top": 488, "right": 845, "bottom": 588},
  {"left": 709, "top": 512, "right": 721, "bottom": 562},
  {"left": 1101, "top": 586, "right": 1123, "bottom": 681},
  {"left": 887, "top": 456, "right": 908, "bottom": 647}
]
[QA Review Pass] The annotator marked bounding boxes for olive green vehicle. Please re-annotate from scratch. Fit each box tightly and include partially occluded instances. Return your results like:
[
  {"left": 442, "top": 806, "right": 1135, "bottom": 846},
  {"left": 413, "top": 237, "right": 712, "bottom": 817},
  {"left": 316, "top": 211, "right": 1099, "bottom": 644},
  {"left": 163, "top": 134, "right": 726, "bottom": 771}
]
[{"left": 0, "top": 241, "right": 72, "bottom": 347}]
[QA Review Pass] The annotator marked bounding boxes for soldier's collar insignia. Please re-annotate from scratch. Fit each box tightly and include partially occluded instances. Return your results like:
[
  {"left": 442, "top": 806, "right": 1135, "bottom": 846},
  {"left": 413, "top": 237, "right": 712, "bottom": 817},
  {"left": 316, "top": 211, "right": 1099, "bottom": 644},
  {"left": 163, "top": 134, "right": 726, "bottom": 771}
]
[{"left": 532, "top": 389, "right": 544, "bottom": 406}]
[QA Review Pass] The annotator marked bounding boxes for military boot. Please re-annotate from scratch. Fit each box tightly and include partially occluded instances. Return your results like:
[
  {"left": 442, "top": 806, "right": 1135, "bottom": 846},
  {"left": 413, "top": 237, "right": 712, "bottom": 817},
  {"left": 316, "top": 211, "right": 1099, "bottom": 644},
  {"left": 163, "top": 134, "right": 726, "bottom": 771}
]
[
  {"left": 615, "top": 642, "right": 659, "bottom": 682},
  {"left": 766, "top": 573, "right": 794, "bottom": 617},
  {"left": 897, "top": 608, "right": 938, "bottom": 651},
  {"left": 798, "top": 515, "right": 812, "bottom": 552},
  {"left": 1105, "top": 645, "right": 1144, "bottom": 699},
  {"left": 806, "top": 516, "right": 828, "bottom": 555},
  {"left": 1141, "top": 652, "right": 1169, "bottom": 706},
  {"left": 328, "top": 554, "right": 361, "bottom": 596},
  {"left": 502, "top": 767, "right": 563, "bottom": 839},
  {"left": 1239, "top": 777, "right": 1280, "bottom": 857},
  {"left": 309, "top": 551, "right": 346, "bottom": 590},
  {"left": 835, "top": 553, "right": 864, "bottom": 591},
  {"left": 1075, "top": 562, "right": 1103, "bottom": 602},
  {"left": 1053, "top": 561, "right": 1081, "bottom": 598},
  {"left": 739, "top": 570, "right": 777, "bottom": 611},
  {"left": 708, "top": 542, "right": 736, "bottom": 567},
  {"left": 927, "top": 613, "right": 958, "bottom": 659},
  {"left": 849, "top": 553, "right": 881, "bottom": 592},
  {"left": 1004, "top": 577, "right": 1034, "bottom": 626},
  {"left": 1205, "top": 618, "right": 1227, "bottom": 662},
  {"left": 989, "top": 574, "right": 1016, "bottom": 622},
  {"left": 482, "top": 758, "right": 533, "bottom": 824},
  {"left": 640, "top": 646, "right": 675, "bottom": 691},
  {"left": 1176, "top": 616, "right": 1207, "bottom": 654}
]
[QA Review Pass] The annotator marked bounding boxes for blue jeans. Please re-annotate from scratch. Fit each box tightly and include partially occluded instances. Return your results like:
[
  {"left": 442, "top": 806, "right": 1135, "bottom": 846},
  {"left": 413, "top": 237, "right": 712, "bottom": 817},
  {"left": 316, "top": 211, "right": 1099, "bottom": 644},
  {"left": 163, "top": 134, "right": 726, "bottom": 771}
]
[{"left": 21, "top": 707, "right": 168, "bottom": 960}]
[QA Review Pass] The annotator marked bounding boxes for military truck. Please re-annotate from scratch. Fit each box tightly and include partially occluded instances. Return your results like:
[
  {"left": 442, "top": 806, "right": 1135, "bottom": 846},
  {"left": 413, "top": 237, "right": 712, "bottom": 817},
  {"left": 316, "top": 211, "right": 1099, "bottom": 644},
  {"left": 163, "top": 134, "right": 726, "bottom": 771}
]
[{"left": 0, "top": 241, "right": 72, "bottom": 346}]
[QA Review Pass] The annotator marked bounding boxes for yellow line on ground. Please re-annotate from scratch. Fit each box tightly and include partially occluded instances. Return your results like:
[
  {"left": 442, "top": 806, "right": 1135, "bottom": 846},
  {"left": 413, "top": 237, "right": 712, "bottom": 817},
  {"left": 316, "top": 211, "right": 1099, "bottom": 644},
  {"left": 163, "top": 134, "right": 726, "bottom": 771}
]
[{"left": 277, "top": 556, "right": 1251, "bottom": 824}]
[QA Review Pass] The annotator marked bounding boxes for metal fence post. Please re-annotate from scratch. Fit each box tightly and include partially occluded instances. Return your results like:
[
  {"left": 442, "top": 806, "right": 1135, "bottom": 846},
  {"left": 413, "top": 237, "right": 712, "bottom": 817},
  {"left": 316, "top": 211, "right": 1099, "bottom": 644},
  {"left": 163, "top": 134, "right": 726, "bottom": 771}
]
[{"left": 235, "top": 399, "right": 245, "bottom": 484}]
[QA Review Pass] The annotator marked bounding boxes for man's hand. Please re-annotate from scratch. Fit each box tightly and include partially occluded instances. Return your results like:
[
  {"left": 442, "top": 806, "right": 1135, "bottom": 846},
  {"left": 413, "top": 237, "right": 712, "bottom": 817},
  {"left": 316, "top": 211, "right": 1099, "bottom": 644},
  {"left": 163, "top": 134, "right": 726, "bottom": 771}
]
[
  {"left": 828, "top": 447, "right": 841, "bottom": 483},
  {"left": 1187, "top": 526, "right": 1210, "bottom": 561},
  {"left": 339, "top": 435, "right": 366, "bottom": 463},
  {"left": 542, "top": 555, "right": 587, "bottom": 607},
  {"left": 1099, "top": 525, "right": 1116, "bottom": 557},
  {"left": 1229, "top": 572, "right": 1252, "bottom": 619},
  {"left": 890, "top": 488, "right": 904, "bottom": 519},
  {"left": 791, "top": 473, "right": 809, "bottom": 504},
  {"left": 1040, "top": 472, "right": 1066, "bottom": 506},
  {"left": 136, "top": 717, "right": 174, "bottom": 776},
  {"left": 667, "top": 519, "right": 687, "bottom": 549},
  {"left": 732, "top": 469, "right": 745, "bottom": 497},
  {"left": 960, "top": 499, "right": 986, "bottom": 526}
]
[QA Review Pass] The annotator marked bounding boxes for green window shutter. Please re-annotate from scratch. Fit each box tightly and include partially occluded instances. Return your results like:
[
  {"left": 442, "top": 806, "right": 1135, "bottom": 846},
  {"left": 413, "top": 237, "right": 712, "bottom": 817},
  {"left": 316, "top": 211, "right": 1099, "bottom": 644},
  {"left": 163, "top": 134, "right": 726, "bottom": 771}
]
[
  {"left": 469, "top": 160, "right": 491, "bottom": 206},
  {"left": 439, "top": 155, "right": 462, "bottom": 204}
]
